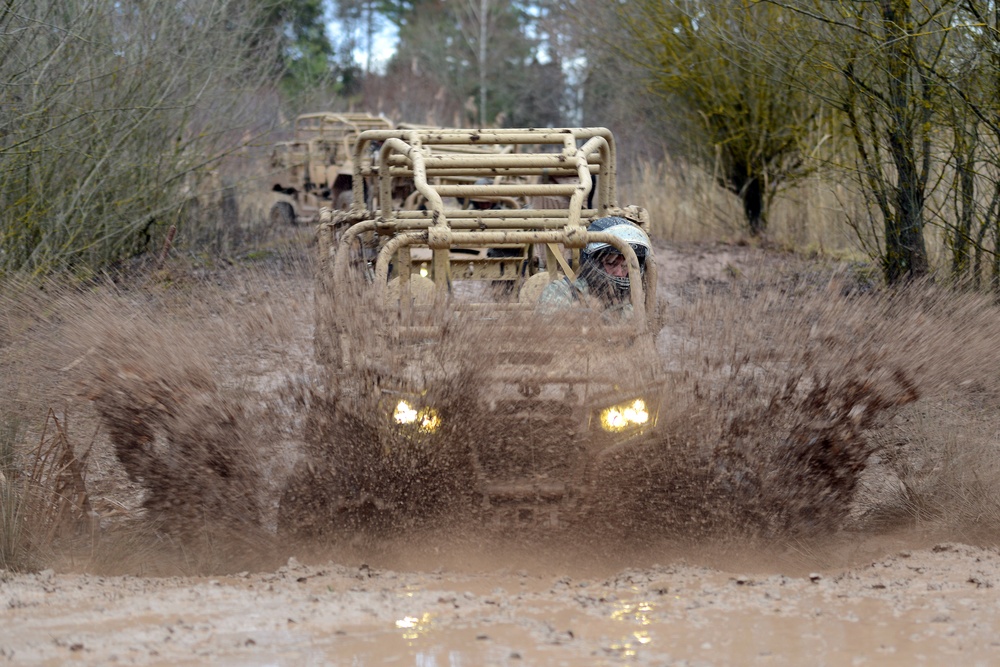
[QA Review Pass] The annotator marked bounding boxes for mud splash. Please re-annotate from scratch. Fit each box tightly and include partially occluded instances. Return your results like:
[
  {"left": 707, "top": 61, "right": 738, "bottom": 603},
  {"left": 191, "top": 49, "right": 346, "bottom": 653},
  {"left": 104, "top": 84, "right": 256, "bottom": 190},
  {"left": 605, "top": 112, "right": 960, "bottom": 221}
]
[
  {"left": 2, "top": 261, "right": 314, "bottom": 571},
  {"left": 86, "top": 324, "right": 263, "bottom": 539},
  {"left": 281, "top": 256, "right": 988, "bottom": 548},
  {"left": 7, "top": 246, "right": 1000, "bottom": 573}
]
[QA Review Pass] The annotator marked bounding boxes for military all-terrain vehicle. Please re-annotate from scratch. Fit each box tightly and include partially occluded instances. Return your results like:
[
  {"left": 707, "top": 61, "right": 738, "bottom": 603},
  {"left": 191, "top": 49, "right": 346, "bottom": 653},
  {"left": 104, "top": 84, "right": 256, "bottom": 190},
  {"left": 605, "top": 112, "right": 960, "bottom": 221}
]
[
  {"left": 268, "top": 112, "right": 393, "bottom": 225},
  {"left": 280, "top": 127, "right": 666, "bottom": 536}
]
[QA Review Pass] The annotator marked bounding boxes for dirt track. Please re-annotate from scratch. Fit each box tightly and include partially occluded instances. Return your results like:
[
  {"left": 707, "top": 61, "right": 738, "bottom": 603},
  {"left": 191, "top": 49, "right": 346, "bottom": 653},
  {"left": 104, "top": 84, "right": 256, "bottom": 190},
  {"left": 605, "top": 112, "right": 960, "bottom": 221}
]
[
  {"left": 5, "top": 241, "right": 1000, "bottom": 665},
  {"left": 5, "top": 541, "right": 1000, "bottom": 664}
]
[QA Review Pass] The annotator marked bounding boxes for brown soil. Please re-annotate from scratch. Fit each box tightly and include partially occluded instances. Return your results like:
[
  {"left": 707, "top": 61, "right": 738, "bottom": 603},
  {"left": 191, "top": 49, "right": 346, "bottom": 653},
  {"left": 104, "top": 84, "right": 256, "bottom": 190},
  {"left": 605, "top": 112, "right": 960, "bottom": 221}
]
[{"left": 4, "top": 240, "right": 1000, "bottom": 665}]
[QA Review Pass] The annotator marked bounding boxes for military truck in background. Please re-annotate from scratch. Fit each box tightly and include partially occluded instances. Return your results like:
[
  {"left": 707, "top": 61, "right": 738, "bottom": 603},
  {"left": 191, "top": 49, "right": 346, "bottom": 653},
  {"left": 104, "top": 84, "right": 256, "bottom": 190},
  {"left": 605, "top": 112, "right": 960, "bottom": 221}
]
[{"left": 268, "top": 112, "right": 393, "bottom": 225}]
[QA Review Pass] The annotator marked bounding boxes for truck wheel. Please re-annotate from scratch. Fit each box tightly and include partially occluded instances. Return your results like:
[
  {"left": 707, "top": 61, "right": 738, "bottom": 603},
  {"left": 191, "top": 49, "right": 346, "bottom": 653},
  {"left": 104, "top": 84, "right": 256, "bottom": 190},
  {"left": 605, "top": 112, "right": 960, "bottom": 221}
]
[{"left": 269, "top": 201, "right": 295, "bottom": 226}]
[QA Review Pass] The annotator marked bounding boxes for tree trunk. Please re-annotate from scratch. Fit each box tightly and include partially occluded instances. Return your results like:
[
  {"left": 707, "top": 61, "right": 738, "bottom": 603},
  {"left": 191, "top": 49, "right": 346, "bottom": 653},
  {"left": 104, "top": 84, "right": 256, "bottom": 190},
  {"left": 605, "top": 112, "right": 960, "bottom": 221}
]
[
  {"left": 951, "top": 134, "right": 975, "bottom": 281},
  {"left": 883, "top": 189, "right": 928, "bottom": 283},
  {"left": 479, "top": 0, "right": 488, "bottom": 126},
  {"left": 880, "top": 0, "right": 928, "bottom": 284},
  {"left": 741, "top": 177, "right": 766, "bottom": 236},
  {"left": 883, "top": 129, "right": 928, "bottom": 282}
]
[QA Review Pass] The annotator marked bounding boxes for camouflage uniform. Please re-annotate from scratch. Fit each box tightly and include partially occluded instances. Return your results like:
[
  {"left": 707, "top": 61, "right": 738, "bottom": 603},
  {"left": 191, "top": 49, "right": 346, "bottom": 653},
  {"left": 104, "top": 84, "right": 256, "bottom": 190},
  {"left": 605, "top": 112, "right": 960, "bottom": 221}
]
[
  {"left": 537, "top": 276, "right": 634, "bottom": 316},
  {"left": 537, "top": 276, "right": 590, "bottom": 309}
]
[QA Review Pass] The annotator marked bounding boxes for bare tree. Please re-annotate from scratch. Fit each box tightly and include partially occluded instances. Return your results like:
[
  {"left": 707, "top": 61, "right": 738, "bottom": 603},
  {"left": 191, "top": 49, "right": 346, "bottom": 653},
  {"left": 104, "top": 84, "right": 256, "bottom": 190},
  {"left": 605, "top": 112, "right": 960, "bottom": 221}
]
[
  {"left": 839, "top": 0, "right": 939, "bottom": 282},
  {"left": 616, "top": 0, "right": 829, "bottom": 236},
  {"left": 474, "top": 0, "right": 492, "bottom": 126},
  {"left": 332, "top": 0, "right": 383, "bottom": 76},
  {"left": 935, "top": 0, "right": 1000, "bottom": 289},
  {"left": 0, "top": 0, "right": 280, "bottom": 274},
  {"left": 768, "top": 0, "right": 969, "bottom": 283},
  {"left": 379, "top": 0, "right": 554, "bottom": 126}
]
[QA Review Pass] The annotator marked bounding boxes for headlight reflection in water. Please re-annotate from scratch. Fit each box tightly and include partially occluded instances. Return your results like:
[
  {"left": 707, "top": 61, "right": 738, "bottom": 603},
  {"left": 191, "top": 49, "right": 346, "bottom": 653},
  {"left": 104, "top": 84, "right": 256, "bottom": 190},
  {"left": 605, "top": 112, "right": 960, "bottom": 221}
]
[
  {"left": 608, "top": 601, "right": 656, "bottom": 657},
  {"left": 395, "top": 612, "right": 434, "bottom": 641}
]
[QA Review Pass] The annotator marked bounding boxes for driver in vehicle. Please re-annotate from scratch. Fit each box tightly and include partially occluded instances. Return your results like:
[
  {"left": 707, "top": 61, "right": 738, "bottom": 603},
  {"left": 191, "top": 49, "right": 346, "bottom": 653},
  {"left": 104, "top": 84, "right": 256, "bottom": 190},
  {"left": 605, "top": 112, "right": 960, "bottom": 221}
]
[{"left": 537, "top": 216, "right": 651, "bottom": 314}]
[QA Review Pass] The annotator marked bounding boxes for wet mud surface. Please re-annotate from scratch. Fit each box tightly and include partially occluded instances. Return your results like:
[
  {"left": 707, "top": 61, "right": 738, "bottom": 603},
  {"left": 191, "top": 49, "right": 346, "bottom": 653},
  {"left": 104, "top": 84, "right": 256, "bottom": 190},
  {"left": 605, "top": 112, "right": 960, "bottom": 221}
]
[
  {"left": 4, "top": 541, "right": 1000, "bottom": 665},
  {"left": 5, "top": 241, "right": 1000, "bottom": 664}
]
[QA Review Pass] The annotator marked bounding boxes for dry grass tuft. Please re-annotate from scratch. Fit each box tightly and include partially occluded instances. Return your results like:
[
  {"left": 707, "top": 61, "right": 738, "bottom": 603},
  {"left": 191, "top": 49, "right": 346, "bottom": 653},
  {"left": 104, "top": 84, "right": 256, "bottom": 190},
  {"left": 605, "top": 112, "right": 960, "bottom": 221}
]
[
  {"left": 26, "top": 411, "right": 96, "bottom": 542},
  {"left": 1, "top": 409, "right": 95, "bottom": 571}
]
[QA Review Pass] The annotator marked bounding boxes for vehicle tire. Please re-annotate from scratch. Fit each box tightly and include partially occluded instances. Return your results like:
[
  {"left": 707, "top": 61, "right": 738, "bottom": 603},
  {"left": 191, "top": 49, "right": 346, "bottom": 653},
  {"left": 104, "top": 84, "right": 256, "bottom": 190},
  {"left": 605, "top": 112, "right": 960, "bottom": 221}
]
[{"left": 269, "top": 201, "right": 295, "bottom": 226}]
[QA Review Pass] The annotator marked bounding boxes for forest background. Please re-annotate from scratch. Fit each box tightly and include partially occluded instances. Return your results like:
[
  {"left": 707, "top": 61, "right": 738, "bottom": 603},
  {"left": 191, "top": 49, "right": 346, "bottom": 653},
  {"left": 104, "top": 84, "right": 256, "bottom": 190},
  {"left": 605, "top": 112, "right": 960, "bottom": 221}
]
[{"left": 4, "top": 0, "right": 1000, "bottom": 286}]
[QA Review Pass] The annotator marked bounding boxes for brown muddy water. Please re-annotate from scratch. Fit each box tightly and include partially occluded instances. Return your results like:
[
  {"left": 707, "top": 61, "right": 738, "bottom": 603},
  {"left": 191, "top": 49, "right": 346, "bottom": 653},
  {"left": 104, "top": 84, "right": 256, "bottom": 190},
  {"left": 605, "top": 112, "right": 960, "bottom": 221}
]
[{"left": 4, "top": 242, "right": 1000, "bottom": 665}]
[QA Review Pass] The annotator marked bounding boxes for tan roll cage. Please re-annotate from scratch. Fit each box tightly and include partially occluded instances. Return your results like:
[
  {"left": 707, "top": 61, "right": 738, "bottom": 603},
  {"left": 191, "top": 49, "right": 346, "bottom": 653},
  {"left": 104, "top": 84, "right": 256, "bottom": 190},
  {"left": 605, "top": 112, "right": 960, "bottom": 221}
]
[{"left": 326, "top": 127, "right": 656, "bottom": 335}]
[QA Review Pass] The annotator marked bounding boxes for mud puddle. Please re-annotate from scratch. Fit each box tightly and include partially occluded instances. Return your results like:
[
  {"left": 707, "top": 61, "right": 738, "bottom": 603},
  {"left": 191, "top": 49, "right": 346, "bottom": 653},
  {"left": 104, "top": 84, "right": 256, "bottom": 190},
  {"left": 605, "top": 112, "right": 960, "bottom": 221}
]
[{"left": 5, "top": 544, "right": 1000, "bottom": 665}]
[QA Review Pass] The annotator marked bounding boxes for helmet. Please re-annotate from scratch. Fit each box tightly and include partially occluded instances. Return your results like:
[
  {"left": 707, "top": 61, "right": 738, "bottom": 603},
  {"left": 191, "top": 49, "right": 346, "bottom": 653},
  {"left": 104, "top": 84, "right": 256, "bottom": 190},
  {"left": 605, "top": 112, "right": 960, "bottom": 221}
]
[{"left": 580, "top": 216, "right": 651, "bottom": 294}]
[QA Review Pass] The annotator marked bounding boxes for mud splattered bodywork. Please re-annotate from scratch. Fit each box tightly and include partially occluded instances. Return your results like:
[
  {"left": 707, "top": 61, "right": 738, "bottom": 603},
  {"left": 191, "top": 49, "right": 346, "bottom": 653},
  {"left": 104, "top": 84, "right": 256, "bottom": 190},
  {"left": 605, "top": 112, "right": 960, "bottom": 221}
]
[
  {"left": 269, "top": 113, "right": 393, "bottom": 224},
  {"left": 283, "top": 128, "right": 668, "bottom": 534}
]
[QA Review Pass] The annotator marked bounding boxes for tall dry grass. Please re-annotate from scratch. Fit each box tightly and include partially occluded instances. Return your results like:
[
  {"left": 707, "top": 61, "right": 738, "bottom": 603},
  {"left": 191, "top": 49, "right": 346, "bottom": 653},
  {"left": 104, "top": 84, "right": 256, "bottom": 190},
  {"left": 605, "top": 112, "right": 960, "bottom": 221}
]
[
  {"left": 0, "top": 410, "right": 30, "bottom": 570},
  {"left": 624, "top": 158, "right": 871, "bottom": 259},
  {"left": 1, "top": 280, "right": 100, "bottom": 571},
  {"left": 0, "top": 408, "right": 95, "bottom": 571},
  {"left": 623, "top": 150, "right": 1000, "bottom": 284}
]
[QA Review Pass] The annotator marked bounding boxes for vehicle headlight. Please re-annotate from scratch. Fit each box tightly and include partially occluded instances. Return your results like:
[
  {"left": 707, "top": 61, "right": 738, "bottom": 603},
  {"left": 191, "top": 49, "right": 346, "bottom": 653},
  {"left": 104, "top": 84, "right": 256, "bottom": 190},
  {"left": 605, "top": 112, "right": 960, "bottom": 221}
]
[
  {"left": 393, "top": 400, "right": 441, "bottom": 433},
  {"left": 599, "top": 399, "right": 650, "bottom": 432}
]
